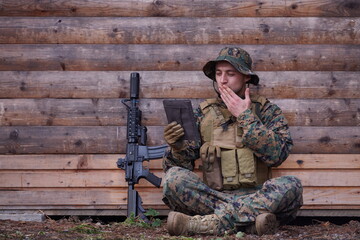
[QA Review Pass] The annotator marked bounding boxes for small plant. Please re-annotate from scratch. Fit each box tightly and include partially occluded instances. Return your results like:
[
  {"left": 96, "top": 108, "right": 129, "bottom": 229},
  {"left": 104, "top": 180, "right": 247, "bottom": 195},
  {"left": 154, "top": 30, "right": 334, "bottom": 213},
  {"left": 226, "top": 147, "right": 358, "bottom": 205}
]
[
  {"left": 37, "top": 231, "right": 46, "bottom": 236},
  {"left": 144, "top": 208, "right": 162, "bottom": 228},
  {"left": 15, "top": 231, "right": 24, "bottom": 238},
  {"left": 123, "top": 209, "right": 162, "bottom": 228}
]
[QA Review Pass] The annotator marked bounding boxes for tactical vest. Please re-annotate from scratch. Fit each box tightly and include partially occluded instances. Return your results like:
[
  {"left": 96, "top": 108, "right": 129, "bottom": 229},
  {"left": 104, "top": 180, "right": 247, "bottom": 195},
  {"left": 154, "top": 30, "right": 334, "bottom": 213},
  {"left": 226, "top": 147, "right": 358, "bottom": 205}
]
[{"left": 199, "top": 95, "right": 270, "bottom": 191}]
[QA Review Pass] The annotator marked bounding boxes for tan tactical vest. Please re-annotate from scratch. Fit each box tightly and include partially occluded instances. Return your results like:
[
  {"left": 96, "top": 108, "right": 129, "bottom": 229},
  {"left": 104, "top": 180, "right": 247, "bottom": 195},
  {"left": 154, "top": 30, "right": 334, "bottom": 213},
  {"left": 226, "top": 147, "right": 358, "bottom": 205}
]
[{"left": 199, "top": 95, "right": 270, "bottom": 191}]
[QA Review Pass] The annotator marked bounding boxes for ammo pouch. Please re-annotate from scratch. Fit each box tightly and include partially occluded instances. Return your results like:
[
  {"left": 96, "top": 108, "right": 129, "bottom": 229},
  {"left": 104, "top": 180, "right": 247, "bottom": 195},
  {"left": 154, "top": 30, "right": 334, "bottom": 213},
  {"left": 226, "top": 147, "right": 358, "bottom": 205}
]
[
  {"left": 201, "top": 144, "right": 257, "bottom": 190},
  {"left": 221, "top": 148, "right": 257, "bottom": 189},
  {"left": 200, "top": 142, "right": 223, "bottom": 191},
  {"left": 199, "top": 96, "right": 269, "bottom": 191}
]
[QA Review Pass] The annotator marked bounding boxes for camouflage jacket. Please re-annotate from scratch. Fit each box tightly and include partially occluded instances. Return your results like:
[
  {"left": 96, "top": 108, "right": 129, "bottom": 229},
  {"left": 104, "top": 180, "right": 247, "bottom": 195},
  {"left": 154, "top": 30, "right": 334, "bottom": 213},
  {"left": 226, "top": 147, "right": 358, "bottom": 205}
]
[{"left": 162, "top": 97, "right": 293, "bottom": 172}]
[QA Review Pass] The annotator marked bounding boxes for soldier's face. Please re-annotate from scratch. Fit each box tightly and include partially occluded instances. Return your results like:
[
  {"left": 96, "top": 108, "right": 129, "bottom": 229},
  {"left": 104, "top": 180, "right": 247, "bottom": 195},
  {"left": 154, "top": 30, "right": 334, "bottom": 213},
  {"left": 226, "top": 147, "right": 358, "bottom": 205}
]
[{"left": 215, "top": 61, "right": 250, "bottom": 96}]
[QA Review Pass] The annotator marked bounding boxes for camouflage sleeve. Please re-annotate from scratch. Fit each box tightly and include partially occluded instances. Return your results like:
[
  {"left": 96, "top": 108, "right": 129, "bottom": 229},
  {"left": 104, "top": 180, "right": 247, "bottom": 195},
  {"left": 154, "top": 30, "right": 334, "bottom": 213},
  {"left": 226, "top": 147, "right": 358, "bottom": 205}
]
[
  {"left": 162, "top": 107, "right": 202, "bottom": 172},
  {"left": 236, "top": 101, "right": 293, "bottom": 167}
]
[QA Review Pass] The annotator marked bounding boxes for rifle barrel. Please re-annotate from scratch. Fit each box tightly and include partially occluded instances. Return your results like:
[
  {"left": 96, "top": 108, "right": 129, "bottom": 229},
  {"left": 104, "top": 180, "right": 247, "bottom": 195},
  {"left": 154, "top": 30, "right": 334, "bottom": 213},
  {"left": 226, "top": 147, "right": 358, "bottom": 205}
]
[{"left": 130, "top": 72, "right": 140, "bottom": 99}]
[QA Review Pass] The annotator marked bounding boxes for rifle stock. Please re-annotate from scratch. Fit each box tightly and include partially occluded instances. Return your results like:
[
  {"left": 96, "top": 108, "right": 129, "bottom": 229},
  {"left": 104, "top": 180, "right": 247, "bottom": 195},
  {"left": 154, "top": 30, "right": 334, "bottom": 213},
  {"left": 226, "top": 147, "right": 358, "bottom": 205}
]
[{"left": 117, "top": 72, "right": 167, "bottom": 221}]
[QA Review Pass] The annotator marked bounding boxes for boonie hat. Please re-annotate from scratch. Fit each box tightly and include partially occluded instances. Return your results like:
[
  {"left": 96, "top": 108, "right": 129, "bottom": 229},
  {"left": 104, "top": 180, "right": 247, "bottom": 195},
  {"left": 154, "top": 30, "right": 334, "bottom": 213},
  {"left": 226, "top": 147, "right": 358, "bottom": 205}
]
[{"left": 203, "top": 47, "right": 259, "bottom": 85}]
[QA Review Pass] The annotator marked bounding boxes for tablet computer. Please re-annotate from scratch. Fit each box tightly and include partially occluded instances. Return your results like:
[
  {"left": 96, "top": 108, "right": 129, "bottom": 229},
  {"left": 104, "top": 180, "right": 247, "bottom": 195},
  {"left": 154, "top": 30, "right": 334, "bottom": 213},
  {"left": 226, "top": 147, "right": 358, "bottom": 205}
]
[{"left": 163, "top": 99, "right": 200, "bottom": 142}]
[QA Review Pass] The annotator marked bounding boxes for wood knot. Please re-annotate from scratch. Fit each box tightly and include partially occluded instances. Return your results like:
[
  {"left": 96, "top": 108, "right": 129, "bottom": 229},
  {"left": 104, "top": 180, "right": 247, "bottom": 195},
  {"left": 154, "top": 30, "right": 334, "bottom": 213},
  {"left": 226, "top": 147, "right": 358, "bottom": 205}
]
[
  {"left": 75, "top": 140, "right": 83, "bottom": 146},
  {"left": 259, "top": 24, "right": 270, "bottom": 33},
  {"left": 319, "top": 136, "right": 331, "bottom": 144},
  {"left": 20, "top": 82, "right": 26, "bottom": 91},
  {"left": 9, "top": 129, "right": 19, "bottom": 140},
  {"left": 153, "top": 0, "right": 164, "bottom": 7},
  {"left": 296, "top": 159, "right": 304, "bottom": 165}
]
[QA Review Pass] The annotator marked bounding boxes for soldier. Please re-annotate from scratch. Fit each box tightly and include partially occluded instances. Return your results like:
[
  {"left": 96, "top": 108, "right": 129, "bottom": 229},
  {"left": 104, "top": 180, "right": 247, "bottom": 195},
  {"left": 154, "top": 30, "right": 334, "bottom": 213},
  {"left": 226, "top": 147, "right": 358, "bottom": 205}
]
[{"left": 162, "top": 47, "right": 303, "bottom": 236}]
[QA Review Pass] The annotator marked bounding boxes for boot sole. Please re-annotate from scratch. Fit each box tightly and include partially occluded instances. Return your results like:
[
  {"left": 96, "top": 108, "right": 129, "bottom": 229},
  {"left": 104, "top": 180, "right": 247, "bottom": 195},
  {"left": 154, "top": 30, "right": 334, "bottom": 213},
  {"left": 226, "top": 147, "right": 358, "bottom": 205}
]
[
  {"left": 167, "top": 211, "right": 187, "bottom": 236},
  {"left": 256, "top": 213, "right": 278, "bottom": 236}
]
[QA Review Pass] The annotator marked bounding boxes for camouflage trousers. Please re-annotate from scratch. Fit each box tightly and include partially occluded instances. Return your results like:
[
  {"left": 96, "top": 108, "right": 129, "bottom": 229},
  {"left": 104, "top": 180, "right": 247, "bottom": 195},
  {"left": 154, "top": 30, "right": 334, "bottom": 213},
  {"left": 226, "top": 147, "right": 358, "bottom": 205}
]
[{"left": 162, "top": 166, "right": 303, "bottom": 234}]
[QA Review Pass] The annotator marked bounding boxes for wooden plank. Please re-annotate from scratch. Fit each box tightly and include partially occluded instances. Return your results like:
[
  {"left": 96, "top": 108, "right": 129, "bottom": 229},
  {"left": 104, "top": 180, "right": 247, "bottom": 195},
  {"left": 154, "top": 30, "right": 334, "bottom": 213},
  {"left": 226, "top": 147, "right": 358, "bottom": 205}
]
[
  {"left": 0, "top": 98, "right": 172, "bottom": 126},
  {"left": 254, "top": 71, "right": 360, "bottom": 99},
  {"left": 0, "top": 44, "right": 359, "bottom": 71},
  {"left": 275, "top": 99, "right": 360, "bottom": 127},
  {"left": 0, "top": 0, "right": 359, "bottom": 17},
  {"left": 0, "top": 154, "right": 164, "bottom": 170},
  {"left": 272, "top": 169, "right": 360, "bottom": 186},
  {"left": 0, "top": 154, "right": 128, "bottom": 170},
  {"left": 0, "top": 205, "right": 169, "bottom": 210},
  {"left": 0, "top": 170, "right": 165, "bottom": 188},
  {"left": 0, "top": 188, "right": 163, "bottom": 206},
  {"left": 290, "top": 126, "right": 360, "bottom": 154},
  {"left": 1, "top": 154, "right": 358, "bottom": 170},
  {"left": 0, "top": 187, "right": 359, "bottom": 206},
  {"left": 303, "top": 187, "right": 360, "bottom": 206},
  {"left": 1, "top": 71, "right": 359, "bottom": 99},
  {"left": 1, "top": 98, "right": 358, "bottom": 126},
  {"left": 2, "top": 168, "right": 359, "bottom": 188},
  {"left": 278, "top": 154, "right": 360, "bottom": 169},
  {"left": 0, "top": 71, "right": 216, "bottom": 99},
  {"left": 0, "top": 154, "right": 358, "bottom": 170},
  {"left": 0, "top": 126, "right": 359, "bottom": 154},
  {"left": 0, "top": 126, "right": 164, "bottom": 154},
  {"left": 298, "top": 209, "right": 360, "bottom": 217},
  {"left": 0, "top": 17, "right": 358, "bottom": 44}
]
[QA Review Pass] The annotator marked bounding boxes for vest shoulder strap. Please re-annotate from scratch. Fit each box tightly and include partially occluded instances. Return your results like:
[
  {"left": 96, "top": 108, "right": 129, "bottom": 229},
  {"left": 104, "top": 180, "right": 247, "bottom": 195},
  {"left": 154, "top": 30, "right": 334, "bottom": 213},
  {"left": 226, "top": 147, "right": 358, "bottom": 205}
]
[
  {"left": 200, "top": 98, "right": 219, "bottom": 114},
  {"left": 250, "top": 95, "right": 268, "bottom": 123},
  {"left": 251, "top": 94, "right": 268, "bottom": 106}
]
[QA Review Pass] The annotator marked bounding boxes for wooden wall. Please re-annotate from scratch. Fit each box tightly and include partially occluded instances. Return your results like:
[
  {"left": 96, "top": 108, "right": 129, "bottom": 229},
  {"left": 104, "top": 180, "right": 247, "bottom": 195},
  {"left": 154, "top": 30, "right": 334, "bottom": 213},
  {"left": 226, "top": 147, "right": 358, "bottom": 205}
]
[{"left": 0, "top": 0, "right": 359, "bottom": 217}]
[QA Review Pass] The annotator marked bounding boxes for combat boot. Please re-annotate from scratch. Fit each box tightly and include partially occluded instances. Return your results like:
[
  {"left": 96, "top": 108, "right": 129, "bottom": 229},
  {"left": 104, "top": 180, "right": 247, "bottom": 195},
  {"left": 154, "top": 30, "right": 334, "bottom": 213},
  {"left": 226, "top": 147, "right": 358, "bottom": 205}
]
[
  {"left": 246, "top": 213, "right": 278, "bottom": 236},
  {"left": 167, "top": 211, "right": 222, "bottom": 236}
]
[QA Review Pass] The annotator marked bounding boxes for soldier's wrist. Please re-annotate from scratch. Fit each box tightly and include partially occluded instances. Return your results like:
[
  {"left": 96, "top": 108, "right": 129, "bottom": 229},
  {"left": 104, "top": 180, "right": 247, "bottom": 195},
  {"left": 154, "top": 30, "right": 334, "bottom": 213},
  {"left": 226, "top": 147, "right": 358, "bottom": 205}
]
[
  {"left": 236, "top": 109, "right": 252, "bottom": 122},
  {"left": 171, "top": 141, "right": 186, "bottom": 152}
]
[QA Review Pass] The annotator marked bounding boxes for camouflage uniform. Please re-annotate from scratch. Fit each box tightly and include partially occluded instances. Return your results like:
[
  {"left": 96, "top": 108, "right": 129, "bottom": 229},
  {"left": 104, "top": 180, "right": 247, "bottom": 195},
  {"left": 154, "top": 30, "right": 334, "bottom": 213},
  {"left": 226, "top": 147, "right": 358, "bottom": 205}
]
[{"left": 162, "top": 47, "right": 303, "bottom": 234}]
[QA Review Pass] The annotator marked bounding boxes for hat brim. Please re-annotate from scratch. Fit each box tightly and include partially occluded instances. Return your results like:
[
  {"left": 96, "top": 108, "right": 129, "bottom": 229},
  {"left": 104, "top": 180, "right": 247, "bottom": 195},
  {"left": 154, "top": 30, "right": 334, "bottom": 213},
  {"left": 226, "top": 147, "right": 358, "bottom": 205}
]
[{"left": 203, "top": 59, "right": 259, "bottom": 85}]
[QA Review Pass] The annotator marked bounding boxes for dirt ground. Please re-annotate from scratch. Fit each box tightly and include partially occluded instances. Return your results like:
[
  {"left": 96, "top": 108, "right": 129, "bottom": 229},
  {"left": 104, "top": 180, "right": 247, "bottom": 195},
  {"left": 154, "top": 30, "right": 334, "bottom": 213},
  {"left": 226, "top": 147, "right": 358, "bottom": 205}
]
[{"left": 0, "top": 216, "right": 360, "bottom": 240}]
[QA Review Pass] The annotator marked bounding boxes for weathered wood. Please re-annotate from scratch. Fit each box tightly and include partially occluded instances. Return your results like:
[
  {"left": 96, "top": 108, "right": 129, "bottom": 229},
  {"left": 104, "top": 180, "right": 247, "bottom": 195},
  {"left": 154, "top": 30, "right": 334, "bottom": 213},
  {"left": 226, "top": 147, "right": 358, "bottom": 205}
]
[
  {"left": 290, "top": 127, "right": 360, "bottom": 154},
  {"left": 303, "top": 187, "right": 360, "bottom": 206},
  {"left": 0, "top": 0, "right": 359, "bottom": 17},
  {"left": 2, "top": 168, "right": 359, "bottom": 188},
  {"left": 279, "top": 154, "right": 360, "bottom": 169},
  {"left": 253, "top": 71, "right": 360, "bottom": 99},
  {"left": 0, "top": 154, "right": 128, "bottom": 170},
  {"left": 1, "top": 71, "right": 359, "bottom": 99},
  {"left": 0, "top": 98, "right": 168, "bottom": 126},
  {"left": 0, "top": 17, "right": 358, "bottom": 44},
  {"left": 0, "top": 98, "right": 359, "bottom": 126},
  {"left": 0, "top": 71, "right": 214, "bottom": 99},
  {"left": 272, "top": 169, "right": 360, "bottom": 187},
  {"left": 0, "top": 187, "right": 359, "bottom": 206},
  {"left": 0, "top": 188, "right": 163, "bottom": 206},
  {"left": 0, "top": 170, "right": 166, "bottom": 188},
  {"left": 275, "top": 99, "right": 360, "bottom": 127},
  {"left": 0, "top": 126, "right": 165, "bottom": 154},
  {"left": 1, "top": 154, "right": 359, "bottom": 170},
  {"left": 0, "top": 126, "right": 359, "bottom": 154},
  {"left": 298, "top": 209, "right": 360, "bottom": 217},
  {"left": 1, "top": 44, "right": 359, "bottom": 71}
]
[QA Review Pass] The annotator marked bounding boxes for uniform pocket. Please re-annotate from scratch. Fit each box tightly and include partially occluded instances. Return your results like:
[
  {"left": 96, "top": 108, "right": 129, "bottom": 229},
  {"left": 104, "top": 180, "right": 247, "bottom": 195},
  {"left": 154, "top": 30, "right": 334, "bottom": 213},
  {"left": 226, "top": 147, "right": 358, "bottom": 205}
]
[
  {"left": 221, "top": 149, "right": 240, "bottom": 189},
  {"left": 237, "top": 148, "right": 257, "bottom": 187}
]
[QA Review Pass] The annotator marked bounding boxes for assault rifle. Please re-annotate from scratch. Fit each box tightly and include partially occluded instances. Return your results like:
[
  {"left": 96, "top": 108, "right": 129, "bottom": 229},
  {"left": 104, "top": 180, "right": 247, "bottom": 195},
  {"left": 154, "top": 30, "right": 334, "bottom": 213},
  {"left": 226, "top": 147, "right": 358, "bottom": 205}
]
[{"left": 117, "top": 72, "right": 167, "bottom": 221}]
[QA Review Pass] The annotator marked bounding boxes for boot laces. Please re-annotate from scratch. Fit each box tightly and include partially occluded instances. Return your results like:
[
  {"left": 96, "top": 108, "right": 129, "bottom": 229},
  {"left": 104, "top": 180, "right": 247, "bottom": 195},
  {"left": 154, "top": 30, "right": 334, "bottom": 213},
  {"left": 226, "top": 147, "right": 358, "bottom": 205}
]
[{"left": 188, "top": 214, "right": 220, "bottom": 234}]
